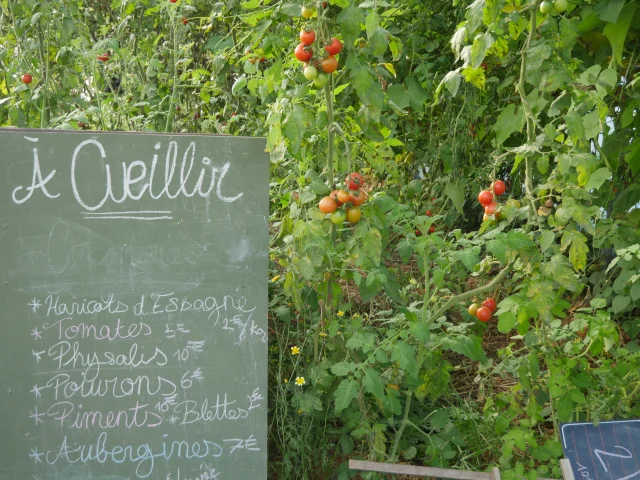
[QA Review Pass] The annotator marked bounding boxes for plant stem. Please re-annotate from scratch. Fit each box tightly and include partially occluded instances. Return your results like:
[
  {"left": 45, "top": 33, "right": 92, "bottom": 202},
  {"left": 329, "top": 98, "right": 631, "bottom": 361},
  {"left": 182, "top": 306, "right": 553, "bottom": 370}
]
[
  {"left": 426, "top": 262, "right": 513, "bottom": 324},
  {"left": 515, "top": 2, "right": 539, "bottom": 227},
  {"left": 165, "top": 20, "right": 178, "bottom": 132},
  {"left": 389, "top": 391, "right": 412, "bottom": 461}
]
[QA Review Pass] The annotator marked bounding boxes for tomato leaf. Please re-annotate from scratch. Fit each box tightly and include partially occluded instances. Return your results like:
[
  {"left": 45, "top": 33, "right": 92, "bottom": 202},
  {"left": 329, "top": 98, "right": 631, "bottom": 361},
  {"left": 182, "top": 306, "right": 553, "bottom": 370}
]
[
  {"left": 445, "top": 181, "right": 465, "bottom": 214},
  {"left": 362, "top": 228, "right": 382, "bottom": 267},
  {"left": 604, "top": 3, "right": 636, "bottom": 66},
  {"left": 362, "top": 368, "right": 385, "bottom": 398},
  {"left": 569, "top": 235, "right": 589, "bottom": 272},
  {"left": 487, "top": 239, "right": 508, "bottom": 264},
  {"left": 334, "top": 378, "right": 359, "bottom": 414},
  {"left": 584, "top": 167, "right": 611, "bottom": 191},
  {"left": 611, "top": 295, "right": 631, "bottom": 314},
  {"left": 391, "top": 341, "right": 418, "bottom": 379},
  {"left": 331, "top": 361, "right": 358, "bottom": 376},
  {"left": 498, "top": 312, "right": 517, "bottom": 333},
  {"left": 337, "top": 5, "right": 365, "bottom": 47},
  {"left": 544, "top": 255, "right": 578, "bottom": 292},
  {"left": 539, "top": 230, "right": 556, "bottom": 253},
  {"left": 505, "top": 231, "right": 535, "bottom": 250},
  {"left": 442, "top": 335, "right": 488, "bottom": 363},
  {"left": 493, "top": 104, "right": 526, "bottom": 145}
]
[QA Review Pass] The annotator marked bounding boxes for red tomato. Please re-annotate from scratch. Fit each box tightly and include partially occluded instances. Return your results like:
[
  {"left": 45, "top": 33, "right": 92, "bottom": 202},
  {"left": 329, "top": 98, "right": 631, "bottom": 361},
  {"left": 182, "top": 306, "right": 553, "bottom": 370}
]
[
  {"left": 349, "top": 190, "right": 367, "bottom": 206},
  {"left": 484, "top": 202, "right": 498, "bottom": 215},
  {"left": 429, "top": 225, "right": 436, "bottom": 234},
  {"left": 478, "top": 189, "right": 493, "bottom": 206},
  {"left": 300, "top": 29, "right": 316, "bottom": 46},
  {"left": 425, "top": 210, "right": 432, "bottom": 217},
  {"left": 325, "top": 38, "right": 343, "bottom": 55},
  {"left": 415, "top": 229, "right": 422, "bottom": 237},
  {"left": 182, "top": 17, "right": 188, "bottom": 24},
  {"left": 21, "top": 74, "right": 33, "bottom": 85},
  {"left": 319, "top": 196, "right": 338, "bottom": 214},
  {"left": 483, "top": 298, "right": 497, "bottom": 312},
  {"left": 476, "top": 306, "right": 492, "bottom": 322},
  {"left": 294, "top": 43, "right": 313, "bottom": 62},
  {"left": 320, "top": 55, "right": 338, "bottom": 73},
  {"left": 169, "top": 0, "right": 177, "bottom": 3},
  {"left": 493, "top": 180, "right": 506, "bottom": 196},
  {"left": 345, "top": 172, "right": 364, "bottom": 190}
]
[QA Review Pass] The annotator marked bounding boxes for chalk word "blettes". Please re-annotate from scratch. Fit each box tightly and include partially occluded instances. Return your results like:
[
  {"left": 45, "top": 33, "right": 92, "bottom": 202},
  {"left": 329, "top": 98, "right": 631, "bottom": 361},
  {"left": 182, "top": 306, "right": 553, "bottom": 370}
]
[{"left": 11, "top": 136, "right": 244, "bottom": 210}]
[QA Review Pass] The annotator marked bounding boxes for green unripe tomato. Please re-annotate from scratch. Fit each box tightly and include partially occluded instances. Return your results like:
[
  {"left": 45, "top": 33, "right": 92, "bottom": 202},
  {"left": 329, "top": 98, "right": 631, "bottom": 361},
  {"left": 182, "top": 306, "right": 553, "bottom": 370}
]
[
  {"left": 303, "top": 65, "right": 318, "bottom": 81},
  {"left": 301, "top": 5, "right": 315, "bottom": 18},
  {"left": 313, "top": 72, "right": 328, "bottom": 88},
  {"left": 553, "top": 0, "right": 567, "bottom": 13},
  {"left": 331, "top": 210, "right": 346, "bottom": 225},
  {"left": 539, "top": 1, "right": 552, "bottom": 14}
]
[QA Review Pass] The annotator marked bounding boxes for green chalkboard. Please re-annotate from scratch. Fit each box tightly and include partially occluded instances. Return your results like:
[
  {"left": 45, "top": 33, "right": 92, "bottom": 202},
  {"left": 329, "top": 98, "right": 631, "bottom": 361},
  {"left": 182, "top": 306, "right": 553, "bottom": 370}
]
[{"left": 0, "top": 129, "right": 269, "bottom": 480}]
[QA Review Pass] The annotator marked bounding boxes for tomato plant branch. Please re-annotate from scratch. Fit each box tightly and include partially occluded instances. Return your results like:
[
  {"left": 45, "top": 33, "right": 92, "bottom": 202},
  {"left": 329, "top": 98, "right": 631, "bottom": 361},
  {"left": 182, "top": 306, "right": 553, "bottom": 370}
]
[
  {"left": 426, "top": 261, "right": 514, "bottom": 324},
  {"left": 389, "top": 390, "right": 412, "bottom": 462},
  {"left": 165, "top": 20, "right": 179, "bottom": 132},
  {"left": 515, "top": 2, "right": 540, "bottom": 227}
]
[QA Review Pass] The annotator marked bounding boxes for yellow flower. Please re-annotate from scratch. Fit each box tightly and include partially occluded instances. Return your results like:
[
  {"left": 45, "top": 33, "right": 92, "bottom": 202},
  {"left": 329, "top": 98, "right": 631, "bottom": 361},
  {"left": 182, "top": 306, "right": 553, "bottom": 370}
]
[
  {"left": 352, "top": 313, "right": 361, "bottom": 318},
  {"left": 319, "top": 331, "right": 327, "bottom": 337},
  {"left": 271, "top": 275, "right": 281, "bottom": 283},
  {"left": 295, "top": 376, "right": 305, "bottom": 386},
  {"left": 291, "top": 346, "right": 300, "bottom": 355},
  {"left": 298, "top": 409, "right": 303, "bottom": 414},
  {"left": 337, "top": 311, "right": 344, "bottom": 317},
  {"left": 409, "top": 277, "right": 417, "bottom": 285},
  {"left": 283, "top": 379, "right": 288, "bottom": 383}
]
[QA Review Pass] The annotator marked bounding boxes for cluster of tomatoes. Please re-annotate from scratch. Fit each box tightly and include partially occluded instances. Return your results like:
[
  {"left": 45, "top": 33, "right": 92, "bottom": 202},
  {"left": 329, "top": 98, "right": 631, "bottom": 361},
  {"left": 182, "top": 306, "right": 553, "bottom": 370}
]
[
  {"left": 478, "top": 179, "right": 506, "bottom": 222},
  {"left": 296, "top": 6, "right": 342, "bottom": 88},
  {"left": 96, "top": 51, "right": 111, "bottom": 62},
  {"left": 318, "top": 172, "right": 367, "bottom": 225},
  {"left": 539, "top": 0, "right": 567, "bottom": 14},
  {"left": 468, "top": 298, "right": 497, "bottom": 323}
]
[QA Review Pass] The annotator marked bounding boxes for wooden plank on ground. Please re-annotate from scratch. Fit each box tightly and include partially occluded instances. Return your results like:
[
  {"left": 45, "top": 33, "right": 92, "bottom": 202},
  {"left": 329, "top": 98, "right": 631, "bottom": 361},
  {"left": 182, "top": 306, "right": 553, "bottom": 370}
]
[
  {"left": 349, "top": 459, "right": 560, "bottom": 480},
  {"left": 348, "top": 460, "right": 493, "bottom": 479}
]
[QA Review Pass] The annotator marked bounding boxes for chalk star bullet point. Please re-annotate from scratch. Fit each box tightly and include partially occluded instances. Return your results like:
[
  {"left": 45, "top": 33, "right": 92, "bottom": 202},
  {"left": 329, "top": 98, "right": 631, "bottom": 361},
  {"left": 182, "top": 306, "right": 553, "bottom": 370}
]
[
  {"left": 29, "top": 447, "right": 43, "bottom": 464},
  {"left": 31, "top": 327, "right": 42, "bottom": 340},
  {"left": 32, "top": 350, "right": 45, "bottom": 363},
  {"left": 29, "top": 407, "right": 44, "bottom": 425},
  {"left": 31, "top": 384, "right": 43, "bottom": 398},
  {"left": 28, "top": 298, "right": 41, "bottom": 312}
]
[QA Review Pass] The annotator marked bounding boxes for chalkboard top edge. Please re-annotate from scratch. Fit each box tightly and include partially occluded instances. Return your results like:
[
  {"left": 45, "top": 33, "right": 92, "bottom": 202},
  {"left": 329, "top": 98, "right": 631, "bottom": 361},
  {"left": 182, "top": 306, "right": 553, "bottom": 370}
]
[
  {"left": 0, "top": 127, "right": 266, "bottom": 141},
  {"left": 560, "top": 419, "right": 640, "bottom": 427}
]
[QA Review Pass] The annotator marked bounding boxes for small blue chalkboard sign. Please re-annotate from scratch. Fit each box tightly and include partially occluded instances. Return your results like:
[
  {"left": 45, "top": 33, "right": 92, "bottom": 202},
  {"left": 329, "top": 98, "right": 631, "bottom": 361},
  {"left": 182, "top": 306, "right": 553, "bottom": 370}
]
[{"left": 561, "top": 420, "right": 640, "bottom": 480}]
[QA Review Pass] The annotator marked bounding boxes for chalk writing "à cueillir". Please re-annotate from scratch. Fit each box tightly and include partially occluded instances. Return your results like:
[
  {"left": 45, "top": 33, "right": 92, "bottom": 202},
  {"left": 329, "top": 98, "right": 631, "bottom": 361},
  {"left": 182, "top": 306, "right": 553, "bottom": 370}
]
[{"left": 11, "top": 137, "right": 244, "bottom": 211}]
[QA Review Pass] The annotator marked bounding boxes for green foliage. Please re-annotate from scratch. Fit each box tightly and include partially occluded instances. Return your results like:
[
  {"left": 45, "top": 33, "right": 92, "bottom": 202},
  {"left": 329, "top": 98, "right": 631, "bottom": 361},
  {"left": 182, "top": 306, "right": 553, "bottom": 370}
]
[{"left": 2, "top": 0, "right": 639, "bottom": 477}]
